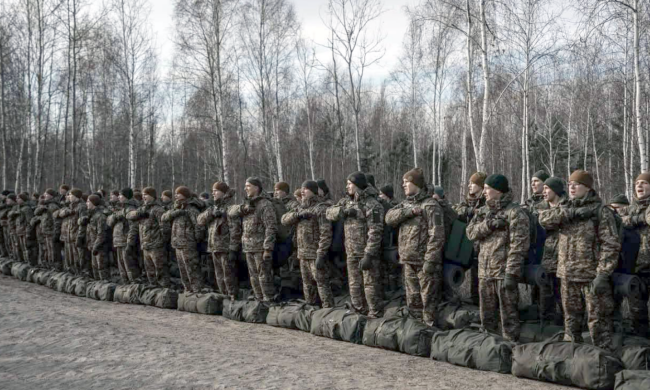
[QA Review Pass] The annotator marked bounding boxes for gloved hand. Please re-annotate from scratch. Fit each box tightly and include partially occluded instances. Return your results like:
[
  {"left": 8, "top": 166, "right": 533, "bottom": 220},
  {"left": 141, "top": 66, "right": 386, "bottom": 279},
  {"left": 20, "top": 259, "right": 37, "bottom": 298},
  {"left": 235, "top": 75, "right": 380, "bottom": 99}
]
[
  {"left": 423, "top": 261, "right": 436, "bottom": 275},
  {"left": 299, "top": 210, "right": 314, "bottom": 220},
  {"left": 241, "top": 204, "right": 254, "bottom": 215},
  {"left": 171, "top": 209, "right": 186, "bottom": 219},
  {"left": 76, "top": 236, "right": 85, "bottom": 249},
  {"left": 591, "top": 274, "right": 610, "bottom": 295},
  {"left": 263, "top": 250, "right": 272, "bottom": 261},
  {"left": 575, "top": 207, "right": 593, "bottom": 220},
  {"left": 504, "top": 274, "right": 518, "bottom": 290},
  {"left": 411, "top": 207, "right": 423, "bottom": 217},
  {"left": 34, "top": 207, "right": 46, "bottom": 216},
  {"left": 138, "top": 210, "right": 150, "bottom": 219},
  {"left": 344, "top": 208, "right": 357, "bottom": 218},
  {"left": 630, "top": 214, "right": 647, "bottom": 227},
  {"left": 30, "top": 217, "right": 39, "bottom": 228},
  {"left": 487, "top": 218, "right": 507, "bottom": 231},
  {"left": 316, "top": 253, "right": 327, "bottom": 270},
  {"left": 228, "top": 250, "right": 238, "bottom": 264},
  {"left": 79, "top": 216, "right": 89, "bottom": 226},
  {"left": 212, "top": 208, "right": 223, "bottom": 218},
  {"left": 360, "top": 253, "right": 373, "bottom": 271}
]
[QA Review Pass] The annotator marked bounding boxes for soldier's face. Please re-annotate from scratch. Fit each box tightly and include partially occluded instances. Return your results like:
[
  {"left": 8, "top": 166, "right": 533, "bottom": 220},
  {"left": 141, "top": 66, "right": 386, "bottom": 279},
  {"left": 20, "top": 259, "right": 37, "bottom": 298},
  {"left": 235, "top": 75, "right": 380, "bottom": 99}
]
[
  {"left": 402, "top": 179, "right": 419, "bottom": 196},
  {"left": 635, "top": 180, "right": 650, "bottom": 199},
  {"left": 245, "top": 183, "right": 259, "bottom": 197},
  {"left": 143, "top": 194, "right": 154, "bottom": 202},
  {"left": 379, "top": 193, "right": 389, "bottom": 201},
  {"left": 6, "top": 199, "right": 14, "bottom": 205},
  {"left": 119, "top": 194, "right": 127, "bottom": 203},
  {"left": 531, "top": 178, "right": 544, "bottom": 194},
  {"left": 175, "top": 193, "right": 186, "bottom": 201},
  {"left": 213, "top": 189, "right": 225, "bottom": 200},
  {"left": 346, "top": 180, "right": 358, "bottom": 196},
  {"left": 484, "top": 185, "right": 502, "bottom": 201},
  {"left": 568, "top": 181, "right": 589, "bottom": 199},
  {"left": 302, "top": 188, "right": 314, "bottom": 200},
  {"left": 468, "top": 182, "right": 482, "bottom": 196},
  {"left": 59, "top": 189, "right": 67, "bottom": 196},
  {"left": 86, "top": 200, "right": 95, "bottom": 210},
  {"left": 161, "top": 195, "right": 170, "bottom": 202},
  {"left": 110, "top": 194, "right": 118, "bottom": 202},
  {"left": 17, "top": 198, "right": 23, "bottom": 205},
  {"left": 543, "top": 185, "right": 557, "bottom": 202},
  {"left": 318, "top": 188, "right": 324, "bottom": 196},
  {"left": 274, "top": 190, "right": 286, "bottom": 199}
]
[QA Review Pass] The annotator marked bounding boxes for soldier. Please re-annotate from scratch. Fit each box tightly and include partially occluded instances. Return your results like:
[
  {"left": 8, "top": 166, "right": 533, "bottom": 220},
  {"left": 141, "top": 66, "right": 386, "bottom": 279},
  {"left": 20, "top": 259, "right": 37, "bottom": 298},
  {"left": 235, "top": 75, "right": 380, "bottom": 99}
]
[
  {"left": 624, "top": 173, "right": 650, "bottom": 337},
  {"left": 197, "top": 182, "right": 239, "bottom": 298},
  {"left": 609, "top": 194, "right": 630, "bottom": 217},
  {"left": 56, "top": 188, "right": 87, "bottom": 274},
  {"left": 466, "top": 174, "right": 529, "bottom": 342},
  {"left": 14, "top": 193, "right": 37, "bottom": 266},
  {"left": 109, "top": 191, "right": 120, "bottom": 212},
  {"left": 35, "top": 189, "right": 62, "bottom": 270},
  {"left": 133, "top": 190, "right": 143, "bottom": 205},
  {"left": 538, "top": 177, "right": 568, "bottom": 325},
  {"left": 127, "top": 187, "right": 170, "bottom": 287},
  {"left": 327, "top": 172, "right": 384, "bottom": 318},
  {"left": 386, "top": 168, "right": 446, "bottom": 326},
  {"left": 107, "top": 188, "right": 140, "bottom": 283},
  {"left": 527, "top": 170, "right": 550, "bottom": 212},
  {"left": 282, "top": 180, "right": 334, "bottom": 307},
  {"left": 0, "top": 190, "right": 13, "bottom": 258},
  {"left": 538, "top": 170, "right": 619, "bottom": 350},
  {"left": 161, "top": 190, "right": 173, "bottom": 210},
  {"left": 293, "top": 188, "right": 302, "bottom": 203},
  {"left": 5, "top": 193, "right": 22, "bottom": 261},
  {"left": 379, "top": 185, "right": 397, "bottom": 206},
  {"left": 161, "top": 186, "right": 205, "bottom": 293},
  {"left": 30, "top": 196, "right": 46, "bottom": 266},
  {"left": 274, "top": 181, "right": 299, "bottom": 211},
  {"left": 58, "top": 184, "right": 70, "bottom": 203},
  {"left": 84, "top": 195, "right": 109, "bottom": 280},
  {"left": 317, "top": 179, "right": 331, "bottom": 201}
]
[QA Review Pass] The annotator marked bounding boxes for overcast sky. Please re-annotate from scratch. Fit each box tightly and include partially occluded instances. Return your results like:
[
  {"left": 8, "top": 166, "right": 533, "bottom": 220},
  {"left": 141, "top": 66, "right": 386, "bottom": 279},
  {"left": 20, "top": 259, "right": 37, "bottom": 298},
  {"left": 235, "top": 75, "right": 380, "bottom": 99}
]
[{"left": 149, "top": 0, "right": 421, "bottom": 82}]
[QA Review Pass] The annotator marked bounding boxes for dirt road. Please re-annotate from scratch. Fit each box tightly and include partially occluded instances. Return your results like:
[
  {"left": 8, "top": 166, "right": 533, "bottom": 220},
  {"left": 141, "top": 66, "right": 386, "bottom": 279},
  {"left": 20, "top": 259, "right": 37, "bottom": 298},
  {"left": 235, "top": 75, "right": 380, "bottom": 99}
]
[{"left": 0, "top": 275, "right": 566, "bottom": 390}]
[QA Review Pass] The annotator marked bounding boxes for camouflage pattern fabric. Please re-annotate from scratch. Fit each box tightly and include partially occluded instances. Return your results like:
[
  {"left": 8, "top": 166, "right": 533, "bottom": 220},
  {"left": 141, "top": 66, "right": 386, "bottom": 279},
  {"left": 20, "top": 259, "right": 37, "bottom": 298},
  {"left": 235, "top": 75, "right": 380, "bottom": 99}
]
[
  {"left": 562, "top": 279, "right": 614, "bottom": 352},
  {"left": 479, "top": 278, "right": 520, "bottom": 342},
  {"left": 211, "top": 252, "right": 238, "bottom": 297},
  {"left": 245, "top": 251, "right": 274, "bottom": 301},
  {"left": 299, "top": 258, "right": 334, "bottom": 308},
  {"left": 143, "top": 247, "right": 170, "bottom": 287},
  {"left": 175, "top": 246, "right": 203, "bottom": 293},
  {"left": 197, "top": 189, "right": 239, "bottom": 253}
]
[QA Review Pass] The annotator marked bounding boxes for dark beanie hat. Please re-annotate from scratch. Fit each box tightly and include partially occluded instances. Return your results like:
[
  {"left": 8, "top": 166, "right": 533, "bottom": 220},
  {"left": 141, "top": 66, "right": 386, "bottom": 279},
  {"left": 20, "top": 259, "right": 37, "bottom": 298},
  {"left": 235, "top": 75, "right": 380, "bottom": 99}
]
[
  {"left": 133, "top": 191, "right": 142, "bottom": 201},
  {"left": 1, "top": 190, "right": 11, "bottom": 196},
  {"left": 533, "top": 170, "right": 550, "bottom": 182},
  {"left": 434, "top": 186, "right": 445, "bottom": 198},
  {"left": 380, "top": 185, "right": 394, "bottom": 199},
  {"left": 162, "top": 190, "right": 172, "bottom": 198},
  {"left": 92, "top": 191, "right": 103, "bottom": 199},
  {"left": 403, "top": 167, "right": 426, "bottom": 189},
  {"left": 120, "top": 188, "right": 133, "bottom": 199},
  {"left": 18, "top": 192, "right": 29, "bottom": 202},
  {"left": 246, "top": 177, "right": 263, "bottom": 190},
  {"left": 200, "top": 192, "right": 210, "bottom": 200},
  {"left": 544, "top": 177, "right": 565, "bottom": 197},
  {"left": 70, "top": 188, "right": 83, "bottom": 199},
  {"left": 569, "top": 170, "right": 594, "bottom": 189},
  {"left": 635, "top": 172, "right": 650, "bottom": 184},
  {"left": 81, "top": 193, "right": 88, "bottom": 202},
  {"left": 347, "top": 171, "right": 367, "bottom": 190},
  {"left": 7, "top": 193, "right": 16, "bottom": 202},
  {"left": 88, "top": 194, "right": 101, "bottom": 206},
  {"left": 365, "top": 174, "right": 376, "bottom": 188},
  {"left": 143, "top": 187, "right": 157, "bottom": 199},
  {"left": 316, "top": 179, "right": 329, "bottom": 195},
  {"left": 301, "top": 180, "right": 319, "bottom": 195},
  {"left": 274, "top": 181, "right": 290, "bottom": 193},
  {"left": 610, "top": 193, "right": 630, "bottom": 205},
  {"left": 470, "top": 172, "right": 487, "bottom": 187},
  {"left": 485, "top": 174, "right": 509, "bottom": 193},
  {"left": 59, "top": 184, "right": 70, "bottom": 191},
  {"left": 175, "top": 186, "right": 191, "bottom": 199},
  {"left": 111, "top": 190, "right": 119, "bottom": 196},
  {"left": 45, "top": 188, "right": 57, "bottom": 197},
  {"left": 212, "top": 182, "right": 229, "bottom": 193}
]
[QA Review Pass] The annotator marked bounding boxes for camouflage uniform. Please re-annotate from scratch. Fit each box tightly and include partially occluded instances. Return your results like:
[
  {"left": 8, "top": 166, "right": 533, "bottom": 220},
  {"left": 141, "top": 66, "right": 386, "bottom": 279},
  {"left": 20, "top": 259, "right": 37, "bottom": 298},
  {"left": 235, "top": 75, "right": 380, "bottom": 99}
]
[
  {"left": 86, "top": 206, "right": 108, "bottom": 280},
  {"left": 525, "top": 193, "right": 545, "bottom": 213},
  {"left": 56, "top": 199, "right": 87, "bottom": 274},
  {"left": 107, "top": 199, "right": 140, "bottom": 282},
  {"left": 197, "top": 190, "right": 240, "bottom": 297},
  {"left": 539, "top": 191, "right": 619, "bottom": 351},
  {"left": 386, "top": 190, "right": 446, "bottom": 325},
  {"left": 231, "top": 192, "right": 277, "bottom": 301},
  {"left": 379, "top": 197, "right": 400, "bottom": 292},
  {"left": 30, "top": 212, "right": 45, "bottom": 266},
  {"left": 161, "top": 198, "right": 205, "bottom": 292},
  {"left": 454, "top": 194, "right": 486, "bottom": 304},
  {"left": 0, "top": 204, "right": 13, "bottom": 258},
  {"left": 466, "top": 192, "right": 529, "bottom": 342},
  {"left": 281, "top": 195, "right": 334, "bottom": 307},
  {"left": 279, "top": 194, "right": 299, "bottom": 212},
  {"left": 127, "top": 200, "right": 170, "bottom": 287},
  {"left": 12, "top": 203, "right": 37, "bottom": 266},
  {"left": 537, "top": 196, "right": 568, "bottom": 325},
  {"left": 7, "top": 205, "right": 22, "bottom": 261},
  {"left": 327, "top": 186, "right": 384, "bottom": 317},
  {"left": 623, "top": 196, "right": 650, "bottom": 335},
  {"left": 160, "top": 199, "right": 173, "bottom": 211}
]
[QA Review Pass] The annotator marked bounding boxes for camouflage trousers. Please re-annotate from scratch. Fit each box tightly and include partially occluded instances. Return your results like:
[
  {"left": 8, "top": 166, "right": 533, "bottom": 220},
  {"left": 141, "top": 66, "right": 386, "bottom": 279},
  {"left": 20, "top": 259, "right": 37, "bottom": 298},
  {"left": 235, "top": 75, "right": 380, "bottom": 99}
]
[
  {"left": 45, "top": 237, "right": 63, "bottom": 270},
  {"left": 404, "top": 263, "right": 443, "bottom": 326},
  {"left": 211, "top": 252, "right": 238, "bottom": 298},
  {"left": 299, "top": 258, "right": 334, "bottom": 308},
  {"left": 0, "top": 226, "right": 7, "bottom": 257},
  {"left": 116, "top": 246, "right": 140, "bottom": 283},
  {"left": 10, "top": 233, "right": 22, "bottom": 261},
  {"left": 479, "top": 278, "right": 520, "bottom": 342},
  {"left": 175, "top": 247, "right": 203, "bottom": 293},
  {"left": 540, "top": 273, "right": 563, "bottom": 325},
  {"left": 19, "top": 236, "right": 37, "bottom": 266},
  {"left": 347, "top": 256, "right": 382, "bottom": 318},
  {"left": 245, "top": 252, "right": 275, "bottom": 301},
  {"left": 143, "top": 247, "right": 170, "bottom": 287},
  {"left": 627, "top": 274, "right": 650, "bottom": 337},
  {"left": 562, "top": 279, "right": 614, "bottom": 352},
  {"left": 90, "top": 250, "right": 109, "bottom": 280}
]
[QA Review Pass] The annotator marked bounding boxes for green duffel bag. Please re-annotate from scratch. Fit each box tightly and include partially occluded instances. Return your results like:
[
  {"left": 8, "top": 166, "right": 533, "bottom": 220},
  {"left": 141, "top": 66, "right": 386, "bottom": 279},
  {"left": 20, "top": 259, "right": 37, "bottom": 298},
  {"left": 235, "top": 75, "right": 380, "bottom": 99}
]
[
  {"left": 430, "top": 328, "right": 514, "bottom": 374},
  {"left": 140, "top": 288, "right": 180, "bottom": 310},
  {"left": 114, "top": 283, "right": 147, "bottom": 304},
  {"left": 36, "top": 270, "right": 54, "bottom": 285},
  {"left": 437, "top": 301, "right": 481, "bottom": 330},
  {"left": 177, "top": 292, "right": 197, "bottom": 312},
  {"left": 363, "top": 307, "right": 438, "bottom": 357},
  {"left": 86, "top": 281, "right": 117, "bottom": 301},
  {"left": 11, "top": 263, "right": 30, "bottom": 281},
  {"left": 46, "top": 272, "right": 64, "bottom": 289},
  {"left": 266, "top": 300, "right": 318, "bottom": 331},
  {"left": 222, "top": 298, "right": 246, "bottom": 321},
  {"left": 66, "top": 276, "right": 82, "bottom": 295},
  {"left": 519, "top": 321, "right": 564, "bottom": 344},
  {"left": 26, "top": 267, "right": 39, "bottom": 283},
  {"left": 178, "top": 292, "right": 225, "bottom": 314},
  {"left": 622, "top": 346, "right": 650, "bottom": 371},
  {"left": 511, "top": 333, "right": 624, "bottom": 390},
  {"left": 615, "top": 370, "right": 650, "bottom": 390},
  {"left": 0, "top": 259, "right": 13, "bottom": 275},
  {"left": 55, "top": 273, "right": 74, "bottom": 293},
  {"left": 72, "top": 277, "right": 91, "bottom": 297},
  {"left": 222, "top": 299, "right": 269, "bottom": 323},
  {"left": 310, "top": 306, "right": 367, "bottom": 344}
]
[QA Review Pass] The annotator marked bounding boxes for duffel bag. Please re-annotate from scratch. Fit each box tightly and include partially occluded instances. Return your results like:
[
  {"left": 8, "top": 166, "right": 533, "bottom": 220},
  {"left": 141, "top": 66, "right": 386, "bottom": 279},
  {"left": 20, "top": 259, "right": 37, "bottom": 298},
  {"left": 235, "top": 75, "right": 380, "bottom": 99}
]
[
  {"left": 139, "top": 288, "right": 179, "bottom": 310},
  {"left": 266, "top": 300, "right": 318, "bottom": 332},
  {"left": 223, "top": 298, "right": 268, "bottom": 323},
  {"left": 519, "top": 321, "right": 564, "bottom": 344},
  {"left": 85, "top": 281, "right": 117, "bottom": 301},
  {"left": 46, "top": 271, "right": 65, "bottom": 289},
  {"left": 114, "top": 283, "right": 147, "bottom": 304},
  {"left": 430, "top": 328, "right": 514, "bottom": 374},
  {"left": 363, "top": 307, "right": 437, "bottom": 357},
  {"left": 0, "top": 259, "right": 13, "bottom": 275},
  {"left": 512, "top": 333, "right": 623, "bottom": 390},
  {"left": 26, "top": 267, "right": 40, "bottom": 283},
  {"left": 55, "top": 273, "right": 74, "bottom": 293},
  {"left": 310, "top": 306, "right": 367, "bottom": 344},
  {"left": 178, "top": 292, "right": 226, "bottom": 314},
  {"left": 36, "top": 270, "right": 54, "bottom": 285},
  {"left": 71, "top": 277, "right": 91, "bottom": 297},
  {"left": 615, "top": 370, "right": 650, "bottom": 390},
  {"left": 437, "top": 301, "right": 480, "bottom": 330},
  {"left": 11, "top": 262, "right": 30, "bottom": 281}
]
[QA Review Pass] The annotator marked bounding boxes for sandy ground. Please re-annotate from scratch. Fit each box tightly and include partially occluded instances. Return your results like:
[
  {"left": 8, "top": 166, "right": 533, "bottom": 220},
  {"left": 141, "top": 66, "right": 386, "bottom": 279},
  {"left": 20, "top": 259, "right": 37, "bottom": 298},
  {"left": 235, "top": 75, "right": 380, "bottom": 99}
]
[{"left": 0, "top": 275, "right": 568, "bottom": 390}]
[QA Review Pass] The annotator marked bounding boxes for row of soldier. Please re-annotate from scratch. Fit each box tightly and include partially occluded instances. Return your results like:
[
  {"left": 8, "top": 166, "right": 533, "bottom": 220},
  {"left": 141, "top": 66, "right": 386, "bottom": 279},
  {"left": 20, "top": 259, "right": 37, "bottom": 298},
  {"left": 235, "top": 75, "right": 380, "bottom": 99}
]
[{"left": 1, "top": 167, "right": 649, "bottom": 352}]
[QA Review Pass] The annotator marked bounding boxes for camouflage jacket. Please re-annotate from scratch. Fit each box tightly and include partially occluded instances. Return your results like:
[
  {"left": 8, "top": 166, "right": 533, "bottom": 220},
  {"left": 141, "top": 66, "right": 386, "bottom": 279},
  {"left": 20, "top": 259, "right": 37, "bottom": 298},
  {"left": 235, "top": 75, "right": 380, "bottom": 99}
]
[
  {"left": 525, "top": 193, "right": 545, "bottom": 214},
  {"left": 232, "top": 192, "right": 277, "bottom": 253},
  {"left": 538, "top": 191, "right": 620, "bottom": 282},
  {"left": 0, "top": 204, "right": 10, "bottom": 227},
  {"left": 326, "top": 186, "right": 384, "bottom": 258},
  {"left": 466, "top": 192, "right": 530, "bottom": 279},
  {"left": 106, "top": 199, "right": 139, "bottom": 247},
  {"left": 279, "top": 194, "right": 299, "bottom": 212},
  {"left": 127, "top": 199, "right": 169, "bottom": 251},
  {"left": 12, "top": 203, "right": 34, "bottom": 237},
  {"left": 281, "top": 195, "right": 332, "bottom": 260},
  {"left": 86, "top": 207, "right": 108, "bottom": 252},
  {"left": 160, "top": 199, "right": 173, "bottom": 211},
  {"left": 161, "top": 198, "right": 204, "bottom": 250},
  {"left": 56, "top": 200, "right": 87, "bottom": 243},
  {"left": 454, "top": 194, "right": 485, "bottom": 224},
  {"left": 197, "top": 190, "right": 239, "bottom": 253},
  {"left": 537, "top": 196, "right": 568, "bottom": 273},
  {"left": 385, "top": 190, "right": 446, "bottom": 267},
  {"left": 625, "top": 197, "right": 650, "bottom": 273},
  {"left": 34, "top": 198, "right": 61, "bottom": 237}
]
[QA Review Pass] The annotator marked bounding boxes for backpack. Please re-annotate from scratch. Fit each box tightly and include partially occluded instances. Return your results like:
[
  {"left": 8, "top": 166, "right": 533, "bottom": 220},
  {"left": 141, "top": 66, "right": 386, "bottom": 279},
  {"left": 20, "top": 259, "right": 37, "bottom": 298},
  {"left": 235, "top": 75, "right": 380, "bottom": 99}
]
[
  {"left": 269, "top": 197, "right": 290, "bottom": 243},
  {"left": 593, "top": 205, "right": 639, "bottom": 274},
  {"left": 504, "top": 203, "right": 544, "bottom": 265}
]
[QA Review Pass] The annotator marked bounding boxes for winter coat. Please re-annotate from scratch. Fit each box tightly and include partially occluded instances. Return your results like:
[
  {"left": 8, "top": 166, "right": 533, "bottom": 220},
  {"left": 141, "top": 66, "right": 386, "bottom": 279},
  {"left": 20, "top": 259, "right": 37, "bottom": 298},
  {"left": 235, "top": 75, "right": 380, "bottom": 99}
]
[
  {"left": 127, "top": 199, "right": 169, "bottom": 251},
  {"left": 161, "top": 198, "right": 204, "bottom": 250},
  {"left": 106, "top": 199, "right": 138, "bottom": 248},
  {"left": 197, "top": 190, "right": 239, "bottom": 253},
  {"left": 281, "top": 195, "right": 332, "bottom": 260}
]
